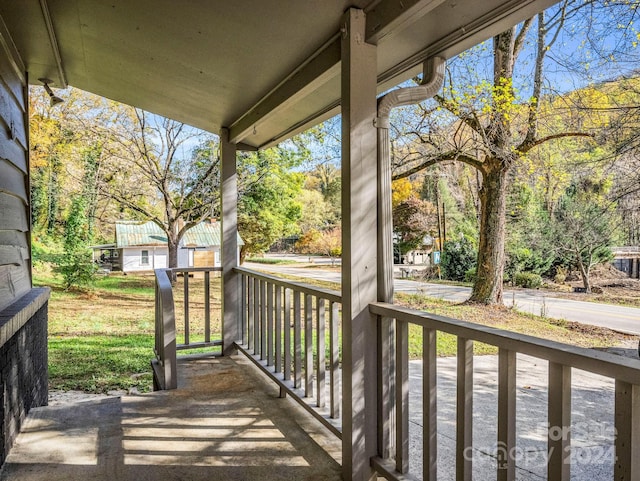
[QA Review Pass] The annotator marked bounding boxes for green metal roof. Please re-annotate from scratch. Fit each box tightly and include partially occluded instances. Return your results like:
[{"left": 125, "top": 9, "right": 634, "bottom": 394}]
[
  {"left": 115, "top": 221, "right": 167, "bottom": 247},
  {"left": 183, "top": 222, "right": 244, "bottom": 247},
  {"left": 115, "top": 221, "right": 243, "bottom": 248}
]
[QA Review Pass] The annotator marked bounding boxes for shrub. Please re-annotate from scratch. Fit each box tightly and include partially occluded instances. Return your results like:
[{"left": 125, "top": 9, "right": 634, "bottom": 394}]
[
  {"left": 554, "top": 266, "right": 567, "bottom": 284},
  {"left": 54, "top": 249, "right": 98, "bottom": 290},
  {"left": 514, "top": 272, "right": 543, "bottom": 288},
  {"left": 464, "top": 268, "right": 477, "bottom": 283},
  {"left": 440, "top": 238, "right": 477, "bottom": 282}
]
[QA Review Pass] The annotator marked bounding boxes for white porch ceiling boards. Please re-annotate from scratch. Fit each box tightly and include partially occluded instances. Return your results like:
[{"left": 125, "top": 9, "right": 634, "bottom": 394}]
[{"left": 1, "top": 0, "right": 558, "bottom": 148}]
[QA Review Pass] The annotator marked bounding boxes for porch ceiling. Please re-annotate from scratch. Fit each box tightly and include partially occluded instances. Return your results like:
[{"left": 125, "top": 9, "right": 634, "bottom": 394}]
[{"left": 1, "top": 0, "right": 557, "bottom": 149}]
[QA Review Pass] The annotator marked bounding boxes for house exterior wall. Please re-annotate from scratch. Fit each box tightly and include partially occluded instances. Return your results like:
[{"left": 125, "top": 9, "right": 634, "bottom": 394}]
[
  {"left": 0, "top": 25, "right": 31, "bottom": 312},
  {"left": 121, "top": 247, "right": 168, "bottom": 272},
  {"left": 178, "top": 247, "right": 190, "bottom": 268},
  {"left": 0, "top": 22, "right": 50, "bottom": 467},
  {"left": 0, "top": 289, "right": 49, "bottom": 465}
]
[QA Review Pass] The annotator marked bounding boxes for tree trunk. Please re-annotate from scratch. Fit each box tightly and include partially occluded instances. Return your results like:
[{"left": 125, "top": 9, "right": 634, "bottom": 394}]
[
  {"left": 575, "top": 246, "right": 591, "bottom": 293},
  {"left": 470, "top": 161, "right": 509, "bottom": 305},
  {"left": 167, "top": 229, "right": 179, "bottom": 284}
]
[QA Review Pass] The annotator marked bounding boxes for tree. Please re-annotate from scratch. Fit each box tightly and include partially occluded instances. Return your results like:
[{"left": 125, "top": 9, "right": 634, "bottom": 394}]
[
  {"left": 237, "top": 149, "right": 303, "bottom": 261},
  {"left": 296, "top": 227, "right": 342, "bottom": 265},
  {"left": 392, "top": 197, "right": 437, "bottom": 256},
  {"left": 388, "top": 1, "right": 637, "bottom": 304},
  {"left": 550, "top": 180, "right": 620, "bottom": 292},
  {"left": 54, "top": 196, "right": 97, "bottom": 290},
  {"left": 297, "top": 189, "right": 335, "bottom": 233},
  {"left": 440, "top": 237, "right": 477, "bottom": 282},
  {"left": 100, "top": 110, "right": 219, "bottom": 270}
]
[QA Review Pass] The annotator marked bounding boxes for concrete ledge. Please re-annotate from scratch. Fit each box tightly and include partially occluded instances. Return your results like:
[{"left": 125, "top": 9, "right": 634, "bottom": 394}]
[{"left": 0, "top": 287, "right": 50, "bottom": 349}]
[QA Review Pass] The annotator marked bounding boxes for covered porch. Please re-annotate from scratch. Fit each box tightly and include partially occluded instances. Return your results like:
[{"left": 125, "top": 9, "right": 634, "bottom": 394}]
[
  {"left": 1, "top": 1, "right": 640, "bottom": 481},
  {"left": 1, "top": 354, "right": 342, "bottom": 481}
]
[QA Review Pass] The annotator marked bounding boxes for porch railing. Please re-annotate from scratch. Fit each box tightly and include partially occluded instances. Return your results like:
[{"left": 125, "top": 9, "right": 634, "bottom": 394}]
[
  {"left": 369, "top": 301, "right": 640, "bottom": 481},
  {"left": 152, "top": 267, "right": 222, "bottom": 390},
  {"left": 234, "top": 267, "right": 342, "bottom": 437}
]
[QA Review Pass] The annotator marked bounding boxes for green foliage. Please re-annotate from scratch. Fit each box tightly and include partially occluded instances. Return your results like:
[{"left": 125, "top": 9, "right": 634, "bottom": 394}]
[
  {"left": 440, "top": 238, "right": 477, "bottom": 282},
  {"left": 464, "top": 268, "right": 477, "bottom": 283},
  {"left": 51, "top": 193, "right": 98, "bottom": 290},
  {"left": 53, "top": 249, "right": 98, "bottom": 290},
  {"left": 550, "top": 179, "right": 620, "bottom": 288},
  {"left": 505, "top": 246, "right": 554, "bottom": 282},
  {"left": 514, "top": 272, "right": 543, "bottom": 289},
  {"left": 64, "top": 196, "right": 91, "bottom": 250},
  {"left": 238, "top": 149, "right": 304, "bottom": 259}
]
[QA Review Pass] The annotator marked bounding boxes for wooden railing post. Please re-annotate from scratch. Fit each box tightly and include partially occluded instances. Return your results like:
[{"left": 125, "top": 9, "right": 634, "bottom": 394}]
[
  {"left": 548, "top": 362, "right": 571, "bottom": 481},
  {"left": 221, "top": 127, "right": 239, "bottom": 356},
  {"left": 341, "top": 7, "right": 378, "bottom": 480},
  {"left": 615, "top": 380, "right": 640, "bottom": 480},
  {"left": 456, "top": 337, "right": 473, "bottom": 481},
  {"left": 497, "top": 348, "right": 516, "bottom": 481}
]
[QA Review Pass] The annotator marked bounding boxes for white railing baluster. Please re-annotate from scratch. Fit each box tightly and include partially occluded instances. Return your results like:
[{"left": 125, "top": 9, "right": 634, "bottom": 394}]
[
  {"left": 183, "top": 273, "right": 190, "bottom": 345},
  {"left": 284, "top": 288, "right": 292, "bottom": 381},
  {"left": 457, "top": 337, "right": 473, "bottom": 481},
  {"left": 204, "top": 270, "right": 210, "bottom": 343},
  {"left": 248, "top": 275, "right": 255, "bottom": 351},
  {"left": 396, "top": 319, "right": 409, "bottom": 474},
  {"left": 260, "top": 280, "right": 267, "bottom": 360},
  {"left": 294, "top": 290, "right": 302, "bottom": 389},
  {"left": 423, "top": 327, "right": 437, "bottom": 481},
  {"left": 548, "top": 362, "right": 571, "bottom": 481},
  {"left": 253, "top": 277, "right": 260, "bottom": 356},
  {"left": 240, "top": 273, "right": 247, "bottom": 345},
  {"left": 155, "top": 268, "right": 229, "bottom": 390},
  {"left": 267, "top": 282, "right": 274, "bottom": 366},
  {"left": 367, "top": 302, "right": 640, "bottom": 481},
  {"left": 275, "top": 284, "right": 282, "bottom": 373},
  {"left": 497, "top": 348, "right": 516, "bottom": 481},
  {"left": 317, "top": 297, "right": 326, "bottom": 408},
  {"left": 330, "top": 301, "right": 340, "bottom": 419},
  {"left": 233, "top": 267, "right": 342, "bottom": 438},
  {"left": 305, "top": 294, "right": 314, "bottom": 398}
]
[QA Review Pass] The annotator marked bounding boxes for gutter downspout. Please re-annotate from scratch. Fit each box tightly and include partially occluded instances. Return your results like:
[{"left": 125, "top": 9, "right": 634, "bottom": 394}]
[
  {"left": 376, "top": 56, "right": 445, "bottom": 305},
  {"left": 375, "top": 56, "right": 445, "bottom": 461}
]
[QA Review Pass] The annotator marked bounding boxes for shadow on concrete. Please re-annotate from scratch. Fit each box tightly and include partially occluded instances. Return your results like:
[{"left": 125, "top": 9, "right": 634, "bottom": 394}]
[{"left": 0, "top": 355, "right": 341, "bottom": 481}]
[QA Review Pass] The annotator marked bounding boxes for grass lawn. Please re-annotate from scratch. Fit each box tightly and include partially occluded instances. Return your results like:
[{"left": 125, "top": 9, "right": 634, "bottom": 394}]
[
  {"left": 248, "top": 270, "right": 635, "bottom": 357},
  {"left": 36, "top": 269, "right": 221, "bottom": 394},
  {"left": 36, "top": 266, "right": 635, "bottom": 395}
]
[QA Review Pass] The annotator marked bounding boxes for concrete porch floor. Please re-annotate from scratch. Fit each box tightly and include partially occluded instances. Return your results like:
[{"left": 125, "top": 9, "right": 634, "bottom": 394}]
[{"left": 0, "top": 354, "right": 342, "bottom": 481}]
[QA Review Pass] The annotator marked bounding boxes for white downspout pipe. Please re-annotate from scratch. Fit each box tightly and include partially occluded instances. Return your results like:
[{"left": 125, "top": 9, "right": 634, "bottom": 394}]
[
  {"left": 376, "top": 56, "right": 445, "bottom": 304},
  {"left": 375, "top": 57, "right": 445, "bottom": 461}
]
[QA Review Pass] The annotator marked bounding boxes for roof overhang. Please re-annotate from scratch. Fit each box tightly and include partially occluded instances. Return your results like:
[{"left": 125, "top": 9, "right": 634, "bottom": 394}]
[{"left": 1, "top": 0, "right": 558, "bottom": 149}]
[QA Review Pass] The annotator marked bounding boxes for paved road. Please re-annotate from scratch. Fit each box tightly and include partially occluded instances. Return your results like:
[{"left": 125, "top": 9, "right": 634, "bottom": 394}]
[{"left": 245, "top": 262, "right": 640, "bottom": 335}]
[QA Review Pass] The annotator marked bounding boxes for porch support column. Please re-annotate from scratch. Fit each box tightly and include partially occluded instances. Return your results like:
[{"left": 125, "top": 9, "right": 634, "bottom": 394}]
[
  {"left": 221, "top": 127, "right": 239, "bottom": 356},
  {"left": 341, "top": 8, "right": 378, "bottom": 481}
]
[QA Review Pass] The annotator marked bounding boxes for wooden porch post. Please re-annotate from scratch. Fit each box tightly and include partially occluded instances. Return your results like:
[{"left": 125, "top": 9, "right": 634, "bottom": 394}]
[
  {"left": 341, "top": 8, "right": 378, "bottom": 481},
  {"left": 221, "top": 127, "right": 239, "bottom": 356}
]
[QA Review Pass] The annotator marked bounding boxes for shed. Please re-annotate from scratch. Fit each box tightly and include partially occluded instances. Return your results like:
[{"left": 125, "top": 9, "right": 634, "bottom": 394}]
[{"left": 110, "top": 221, "right": 243, "bottom": 273}]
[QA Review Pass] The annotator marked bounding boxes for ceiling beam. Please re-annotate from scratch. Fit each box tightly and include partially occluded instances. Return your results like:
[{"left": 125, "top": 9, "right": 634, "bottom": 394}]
[
  {"left": 228, "top": 36, "right": 341, "bottom": 144},
  {"left": 365, "top": 0, "right": 446, "bottom": 43},
  {"left": 376, "top": 0, "right": 558, "bottom": 85},
  {"left": 39, "top": 0, "right": 67, "bottom": 88},
  {"left": 229, "top": 0, "right": 445, "bottom": 145},
  {"left": 230, "top": 0, "right": 557, "bottom": 147}
]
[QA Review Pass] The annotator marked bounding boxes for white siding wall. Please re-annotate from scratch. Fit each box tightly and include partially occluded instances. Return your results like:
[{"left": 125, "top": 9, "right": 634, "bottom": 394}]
[
  {"left": 178, "top": 248, "right": 189, "bottom": 268},
  {"left": 122, "top": 247, "right": 168, "bottom": 272}
]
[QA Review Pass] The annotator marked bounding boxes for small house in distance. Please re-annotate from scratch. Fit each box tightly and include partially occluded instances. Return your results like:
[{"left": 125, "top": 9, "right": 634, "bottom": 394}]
[{"left": 93, "top": 220, "right": 242, "bottom": 273}]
